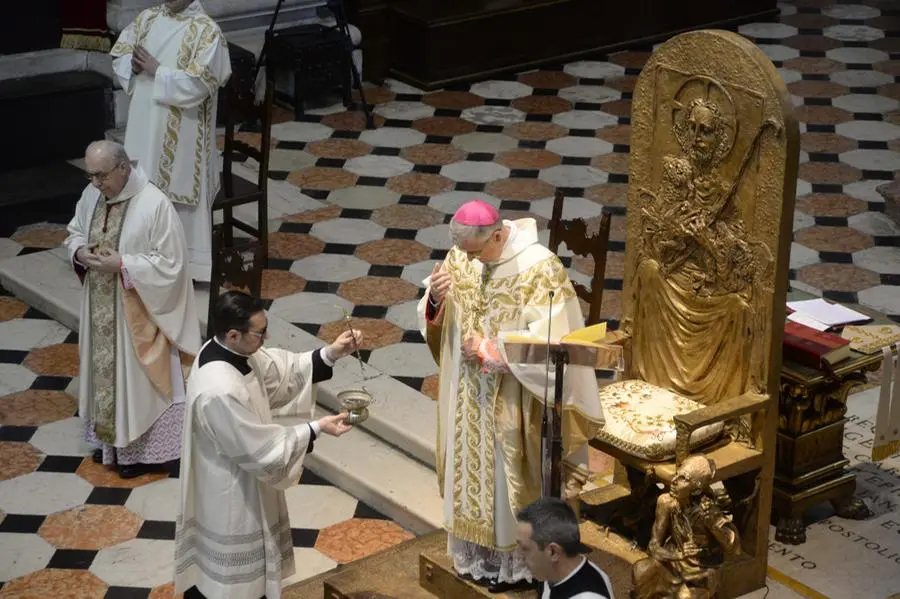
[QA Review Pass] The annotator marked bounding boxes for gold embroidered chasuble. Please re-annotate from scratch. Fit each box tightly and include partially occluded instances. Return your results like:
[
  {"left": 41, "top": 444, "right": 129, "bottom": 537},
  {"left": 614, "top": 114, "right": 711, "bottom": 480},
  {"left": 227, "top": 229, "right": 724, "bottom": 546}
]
[
  {"left": 65, "top": 167, "right": 203, "bottom": 447},
  {"left": 418, "top": 218, "right": 605, "bottom": 551}
]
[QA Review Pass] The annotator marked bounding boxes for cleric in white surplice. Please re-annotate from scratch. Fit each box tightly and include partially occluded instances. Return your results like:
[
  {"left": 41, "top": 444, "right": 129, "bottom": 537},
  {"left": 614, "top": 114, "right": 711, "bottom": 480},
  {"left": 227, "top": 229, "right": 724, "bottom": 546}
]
[
  {"left": 65, "top": 140, "right": 201, "bottom": 479},
  {"left": 110, "top": 0, "right": 231, "bottom": 282},
  {"left": 175, "top": 291, "right": 361, "bottom": 599}
]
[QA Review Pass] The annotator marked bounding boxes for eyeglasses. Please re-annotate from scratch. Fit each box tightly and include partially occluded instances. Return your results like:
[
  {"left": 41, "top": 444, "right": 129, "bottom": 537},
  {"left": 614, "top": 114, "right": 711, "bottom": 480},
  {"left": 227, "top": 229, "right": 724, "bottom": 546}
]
[
  {"left": 245, "top": 327, "right": 268, "bottom": 339},
  {"left": 85, "top": 162, "right": 124, "bottom": 182},
  {"left": 466, "top": 237, "right": 495, "bottom": 260}
]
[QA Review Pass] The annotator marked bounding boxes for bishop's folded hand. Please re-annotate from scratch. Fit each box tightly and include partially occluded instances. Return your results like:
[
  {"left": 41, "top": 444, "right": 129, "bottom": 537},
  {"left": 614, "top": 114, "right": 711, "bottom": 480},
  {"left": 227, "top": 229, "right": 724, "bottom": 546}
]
[{"left": 462, "top": 335, "right": 484, "bottom": 361}]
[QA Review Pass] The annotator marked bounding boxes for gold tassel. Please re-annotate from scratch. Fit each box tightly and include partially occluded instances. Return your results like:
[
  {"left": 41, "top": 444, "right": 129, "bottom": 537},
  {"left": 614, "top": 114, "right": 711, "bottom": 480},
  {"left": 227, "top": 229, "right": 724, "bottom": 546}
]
[
  {"left": 452, "top": 518, "right": 503, "bottom": 550},
  {"left": 61, "top": 33, "right": 111, "bottom": 53}
]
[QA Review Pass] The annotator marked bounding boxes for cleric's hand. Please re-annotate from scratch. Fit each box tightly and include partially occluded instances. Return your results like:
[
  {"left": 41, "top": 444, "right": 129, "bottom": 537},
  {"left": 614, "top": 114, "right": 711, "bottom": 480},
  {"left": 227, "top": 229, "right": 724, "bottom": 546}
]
[
  {"left": 133, "top": 46, "right": 160, "bottom": 76},
  {"left": 318, "top": 412, "right": 352, "bottom": 437},
  {"left": 429, "top": 263, "right": 451, "bottom": 303},
  {"left": 462, "top": 335, "right": 484, "bottom": 361},
  {"left": 327, "top": 329, "right": 363, "bottom": 361},
  {"left": 83, "top": 247, "right": 122, "bottom": 273},
  {"left": 75, "top": 245, "right": 93, "bottom": 265}
]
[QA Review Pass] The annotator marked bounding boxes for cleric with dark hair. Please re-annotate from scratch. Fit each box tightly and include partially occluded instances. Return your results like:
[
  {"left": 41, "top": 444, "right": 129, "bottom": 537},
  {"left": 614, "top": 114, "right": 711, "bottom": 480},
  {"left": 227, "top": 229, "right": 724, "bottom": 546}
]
[
  {"left": 176, "top": 290, "right": 363, "bottom": 599},
  {"left": 517, "top": 497, "right": 615, "bottom": 599}
]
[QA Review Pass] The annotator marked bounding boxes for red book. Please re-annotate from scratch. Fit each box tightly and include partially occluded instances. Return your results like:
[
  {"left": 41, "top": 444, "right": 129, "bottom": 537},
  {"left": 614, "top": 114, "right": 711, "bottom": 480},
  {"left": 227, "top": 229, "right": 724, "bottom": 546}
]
[{"left": 783, "top": 322, "right": 852, "bottom": 369}]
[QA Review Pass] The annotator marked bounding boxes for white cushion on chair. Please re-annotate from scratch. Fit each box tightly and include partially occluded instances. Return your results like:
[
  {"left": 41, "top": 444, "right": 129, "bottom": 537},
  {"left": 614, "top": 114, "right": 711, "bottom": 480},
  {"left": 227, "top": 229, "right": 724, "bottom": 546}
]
[{"left": 596, "top": 379, "right": 725, "bottom": 462}]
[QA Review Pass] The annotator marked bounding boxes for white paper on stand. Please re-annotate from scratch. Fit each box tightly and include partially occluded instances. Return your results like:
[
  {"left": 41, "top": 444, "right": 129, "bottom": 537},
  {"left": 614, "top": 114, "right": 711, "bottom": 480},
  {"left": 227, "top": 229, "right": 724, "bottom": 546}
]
[
  {"left": 786, "top": 298, "right": 871, "bottom": 328},
  {"left": 787, "top": 311, "right": 830, "bottom": 331}
]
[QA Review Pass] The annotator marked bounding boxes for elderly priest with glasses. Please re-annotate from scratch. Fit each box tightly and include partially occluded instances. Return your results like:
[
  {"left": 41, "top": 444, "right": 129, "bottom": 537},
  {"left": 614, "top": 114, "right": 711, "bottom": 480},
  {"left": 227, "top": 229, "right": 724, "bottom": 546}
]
[{"left": 65, "top": 139, "right": 201, "bottom": 479}]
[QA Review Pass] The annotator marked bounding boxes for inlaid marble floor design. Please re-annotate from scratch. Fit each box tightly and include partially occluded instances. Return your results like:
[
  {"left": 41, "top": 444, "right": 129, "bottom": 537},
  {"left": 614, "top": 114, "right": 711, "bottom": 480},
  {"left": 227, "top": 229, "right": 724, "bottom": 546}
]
[
  {"left": 0, "top": 0, "right": 898, "bottom": 596},
  {"left": 2, "top": 0, "right": 897, "bottom": 403},
  {"left": 0, "top": 291, "right": 413, "bottom": 598}
]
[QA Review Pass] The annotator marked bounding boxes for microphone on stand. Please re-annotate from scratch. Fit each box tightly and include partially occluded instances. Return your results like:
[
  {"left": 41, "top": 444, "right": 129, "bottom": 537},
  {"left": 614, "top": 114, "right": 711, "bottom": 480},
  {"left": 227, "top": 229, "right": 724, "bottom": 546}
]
[
  {"left": 541, "top": 290, "right": 555, "bottom": 409},
  {"left": 541, "top": 290, "right": 555, "bottom": 497}
]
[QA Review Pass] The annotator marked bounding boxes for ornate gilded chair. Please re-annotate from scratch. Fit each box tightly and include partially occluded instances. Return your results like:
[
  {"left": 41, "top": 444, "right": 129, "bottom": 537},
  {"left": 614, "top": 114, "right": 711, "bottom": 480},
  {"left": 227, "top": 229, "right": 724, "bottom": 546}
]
[{"left": 582, "top": 30, "right": 799, "bottom": 598}]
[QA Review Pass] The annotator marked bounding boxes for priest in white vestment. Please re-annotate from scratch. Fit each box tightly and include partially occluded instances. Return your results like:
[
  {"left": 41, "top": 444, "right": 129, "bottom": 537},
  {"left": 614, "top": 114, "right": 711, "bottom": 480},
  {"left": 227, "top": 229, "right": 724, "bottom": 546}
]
[
  {"left": 418, "top": 200, "right": 605, "bottom": 593},
  {"left": 110, "top": 0, "right": 231, "bottom": 282},
  {"left": 65, "top": 140, "right": 202, "bottom": 479},
  {"left": 176, "top": 290, "right": 361, "bottom": 599}
]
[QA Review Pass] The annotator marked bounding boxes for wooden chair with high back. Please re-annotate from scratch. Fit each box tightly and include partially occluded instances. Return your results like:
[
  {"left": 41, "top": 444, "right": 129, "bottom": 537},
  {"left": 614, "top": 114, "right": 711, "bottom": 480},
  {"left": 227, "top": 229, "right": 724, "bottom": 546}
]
[
  {"left": 547, "top": 189, "right": 612, "bottom": 327},
  {"left": 579, "top": 30, "right": 799, "bottom": 598},
  {"left": 207, "top": 75, "right": 274, "bottom": 338}
]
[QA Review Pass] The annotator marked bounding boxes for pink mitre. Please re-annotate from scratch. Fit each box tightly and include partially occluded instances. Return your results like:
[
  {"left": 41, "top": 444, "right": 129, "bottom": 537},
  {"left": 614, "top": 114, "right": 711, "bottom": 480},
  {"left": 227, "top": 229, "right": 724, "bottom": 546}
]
[{"left": 452, "top": 200, "right": 499, "bottom": 226}]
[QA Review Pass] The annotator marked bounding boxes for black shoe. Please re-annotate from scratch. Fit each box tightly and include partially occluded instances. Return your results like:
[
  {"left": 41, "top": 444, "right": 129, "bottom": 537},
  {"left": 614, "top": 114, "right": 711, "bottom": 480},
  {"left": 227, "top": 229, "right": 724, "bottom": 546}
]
[
  {"left": 118, "top": 463, "right": 166, "bottom": 479},
  {"left": 92, "top": 449, "right": 103, "bottom": 464},
  {"left": 488, "top": 579, "right": 540, "bottom": 594},
  {"left": 459, "top": 573, "right": 493, "bottom": 588}
]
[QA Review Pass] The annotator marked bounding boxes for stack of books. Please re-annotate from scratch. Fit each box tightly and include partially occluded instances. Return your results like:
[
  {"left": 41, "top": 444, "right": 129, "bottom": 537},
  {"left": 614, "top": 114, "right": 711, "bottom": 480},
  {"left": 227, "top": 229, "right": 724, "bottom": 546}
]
[{"left": 782, "top": 299, "right": 871, "bottom": 370}]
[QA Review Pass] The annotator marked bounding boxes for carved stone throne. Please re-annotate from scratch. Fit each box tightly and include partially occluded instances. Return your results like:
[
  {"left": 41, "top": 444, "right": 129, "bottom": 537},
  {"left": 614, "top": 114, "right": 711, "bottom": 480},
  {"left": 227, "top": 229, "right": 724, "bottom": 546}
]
[{"left": 582, "top": 30, "right": 800, "bottom": 598}]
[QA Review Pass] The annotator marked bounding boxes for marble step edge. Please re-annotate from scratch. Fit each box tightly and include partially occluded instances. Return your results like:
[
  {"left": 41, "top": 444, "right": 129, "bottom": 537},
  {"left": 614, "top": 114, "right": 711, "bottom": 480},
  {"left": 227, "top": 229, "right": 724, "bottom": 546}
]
[
  {"left": 0, "top": 246, "right": 443, "bottom": 533},
  {"left": 0, "top": 247, "right": 438, "bottom": 468},
  {"left": 286, "top": 404, "right": 442, "bottom": 536}
]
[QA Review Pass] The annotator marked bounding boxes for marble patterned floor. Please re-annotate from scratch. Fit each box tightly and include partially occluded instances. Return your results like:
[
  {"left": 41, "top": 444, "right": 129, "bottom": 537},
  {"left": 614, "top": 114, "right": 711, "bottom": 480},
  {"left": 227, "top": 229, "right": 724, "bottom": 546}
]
[
  {"left": 0, "top": 292, "right": 413, "bottom": 598},
  {"left": 3, "top": 0, "right": 898, "bottom": 403},
  {"left": 0, "top": 0, "right": 898, "bottom": 597}
]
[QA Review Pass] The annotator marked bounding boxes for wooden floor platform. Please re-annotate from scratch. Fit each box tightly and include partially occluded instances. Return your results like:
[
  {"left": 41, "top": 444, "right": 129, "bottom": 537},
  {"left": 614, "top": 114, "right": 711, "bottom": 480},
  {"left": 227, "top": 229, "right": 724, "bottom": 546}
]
[{"left": 284, "top": 525, "right": 636, "bottom": 599}]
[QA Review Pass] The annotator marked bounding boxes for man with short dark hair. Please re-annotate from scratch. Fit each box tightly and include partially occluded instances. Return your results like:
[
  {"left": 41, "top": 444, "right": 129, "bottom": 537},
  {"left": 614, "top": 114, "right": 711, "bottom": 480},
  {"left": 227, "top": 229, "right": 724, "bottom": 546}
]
[
  {"left": 517, "top": 498, "right": 615, "bottom": 599},
  {"left": 175, "top": 290, "right": 361, "bottom": 599}
]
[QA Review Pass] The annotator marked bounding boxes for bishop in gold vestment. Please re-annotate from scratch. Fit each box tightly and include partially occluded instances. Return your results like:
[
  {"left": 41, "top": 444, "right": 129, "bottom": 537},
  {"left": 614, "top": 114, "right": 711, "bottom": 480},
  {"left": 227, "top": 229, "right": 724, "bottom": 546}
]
[{"left": 418, "top": 200, "right": 604, "bottom": 589}]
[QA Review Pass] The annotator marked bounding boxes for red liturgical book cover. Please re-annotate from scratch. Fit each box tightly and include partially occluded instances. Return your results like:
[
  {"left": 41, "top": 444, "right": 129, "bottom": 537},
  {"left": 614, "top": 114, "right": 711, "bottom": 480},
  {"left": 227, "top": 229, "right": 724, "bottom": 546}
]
[{"left": 783, "top": 321, "right": 852, "bottom": 369}]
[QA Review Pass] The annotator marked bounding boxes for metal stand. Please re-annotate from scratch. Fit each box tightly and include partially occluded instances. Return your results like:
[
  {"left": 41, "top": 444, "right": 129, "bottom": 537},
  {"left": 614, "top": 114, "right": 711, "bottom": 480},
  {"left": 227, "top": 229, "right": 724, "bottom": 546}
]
[{"left": 542, "top": 347, "right": 569, "bottom": 498}]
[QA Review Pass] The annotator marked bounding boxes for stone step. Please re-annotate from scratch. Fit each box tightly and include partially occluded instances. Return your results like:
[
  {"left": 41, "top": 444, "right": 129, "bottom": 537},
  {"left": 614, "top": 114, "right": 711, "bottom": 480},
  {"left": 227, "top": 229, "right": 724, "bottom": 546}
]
[
  {"left": 0, "top": 246, "right": 210, "bottom": 333},
  {"left": 0, "top": 247, "right": 443, "bottom": 534},
  {"left": 285, "top": 405, "right": 440, "bottom": 534}
]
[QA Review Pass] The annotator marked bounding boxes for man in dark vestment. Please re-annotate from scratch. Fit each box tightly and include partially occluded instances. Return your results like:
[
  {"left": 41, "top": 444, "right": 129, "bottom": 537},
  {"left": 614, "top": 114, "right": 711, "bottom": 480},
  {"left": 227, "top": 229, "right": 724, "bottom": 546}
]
[{"left": 517, "top": 498, "right": 615, "bottom": 599}]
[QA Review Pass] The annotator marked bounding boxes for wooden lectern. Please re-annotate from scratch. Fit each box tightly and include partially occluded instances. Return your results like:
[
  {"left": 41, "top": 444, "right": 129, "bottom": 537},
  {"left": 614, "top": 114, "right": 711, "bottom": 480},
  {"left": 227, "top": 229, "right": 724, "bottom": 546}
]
[{"left": 503, "top": 324, "right": 623, "bottom": 498}]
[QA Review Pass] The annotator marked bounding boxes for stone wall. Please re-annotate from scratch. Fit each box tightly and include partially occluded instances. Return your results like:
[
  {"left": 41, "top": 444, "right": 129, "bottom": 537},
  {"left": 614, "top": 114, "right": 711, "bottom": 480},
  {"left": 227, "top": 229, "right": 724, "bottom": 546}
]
[{"left": 107, "top": 0, "right": 323, "bottom": 33}]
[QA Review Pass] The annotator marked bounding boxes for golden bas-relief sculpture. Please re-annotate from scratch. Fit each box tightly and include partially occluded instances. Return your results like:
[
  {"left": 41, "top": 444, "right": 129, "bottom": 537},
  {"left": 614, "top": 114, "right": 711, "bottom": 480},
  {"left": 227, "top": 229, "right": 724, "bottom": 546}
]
[
  {"left": 629, "top": 73, "right": 781, "bottom": 407},
  {"left": 585, "top": 29, "right": 798, "bottom": 599}
]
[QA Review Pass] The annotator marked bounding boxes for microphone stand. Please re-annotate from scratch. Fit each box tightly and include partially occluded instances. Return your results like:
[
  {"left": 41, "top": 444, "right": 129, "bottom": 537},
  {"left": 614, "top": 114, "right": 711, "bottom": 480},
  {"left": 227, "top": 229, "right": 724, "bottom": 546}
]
[{"left": 541, "top": 290, "right": 566, "bottom": 498}]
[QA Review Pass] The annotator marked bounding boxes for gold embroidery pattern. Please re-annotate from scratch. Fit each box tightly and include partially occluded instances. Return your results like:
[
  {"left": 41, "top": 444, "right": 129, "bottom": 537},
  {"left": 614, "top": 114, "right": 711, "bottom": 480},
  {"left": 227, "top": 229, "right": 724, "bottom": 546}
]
[
  {"left": 185, "top": 28, "right": 226, "bottom": 97},
  {"left": 156, "top": 19, "right": 222, "bottom": 207},
  {"left": 110, "top": 6, "right": 163, "bottom": 57},
  {"left": 445, "top": 248, "right": 574, "bottom": 547},
  {"left": 88, "top": 199, "right": 132, "bottom": 444},
  {"left": 156, "top": 20, "right": 197, "bottom": 198}
]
